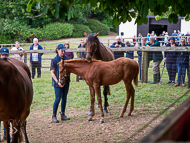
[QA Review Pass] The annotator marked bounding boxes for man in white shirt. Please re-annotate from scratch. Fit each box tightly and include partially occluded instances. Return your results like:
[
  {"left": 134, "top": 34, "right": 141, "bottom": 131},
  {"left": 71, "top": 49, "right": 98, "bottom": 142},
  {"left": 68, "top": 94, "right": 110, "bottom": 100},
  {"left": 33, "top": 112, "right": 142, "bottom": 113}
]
[{"left": 30, "top": 38, "right": 43, "bottom": 79}]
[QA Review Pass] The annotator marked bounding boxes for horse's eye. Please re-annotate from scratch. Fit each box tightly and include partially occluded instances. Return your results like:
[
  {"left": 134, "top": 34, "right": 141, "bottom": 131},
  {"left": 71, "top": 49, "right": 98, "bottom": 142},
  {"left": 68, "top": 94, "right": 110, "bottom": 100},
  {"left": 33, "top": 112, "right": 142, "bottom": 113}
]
[{"left": 60, "top": 71, "right": 63, "bottom": 73}]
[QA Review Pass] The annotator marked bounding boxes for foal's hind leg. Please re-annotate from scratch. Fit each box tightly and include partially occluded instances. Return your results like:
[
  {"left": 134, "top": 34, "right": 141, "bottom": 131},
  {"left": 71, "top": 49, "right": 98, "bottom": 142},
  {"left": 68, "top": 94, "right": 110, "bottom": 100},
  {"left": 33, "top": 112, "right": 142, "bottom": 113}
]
[
  {"left": 88, "top": 86, "right": 95, "bottom": 121},
  {"left": 119, "top": 82, "right": 135, "bottom": 117},
  {"left": 103, "top": 86, "right": 109, "bottom": 113}
]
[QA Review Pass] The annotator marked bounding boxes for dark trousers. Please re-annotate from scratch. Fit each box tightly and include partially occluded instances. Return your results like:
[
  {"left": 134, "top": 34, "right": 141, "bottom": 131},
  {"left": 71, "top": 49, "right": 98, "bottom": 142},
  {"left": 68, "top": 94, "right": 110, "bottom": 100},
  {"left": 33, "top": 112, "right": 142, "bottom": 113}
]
[
  {"left": 53, "top": 82, "right": 70, "bottom": 115},
  {"left": 166, "top": 62, "right": 177, "bottom": 81},
  {"left": 31, "top": 61, "right": 41, "bottom": 78}
]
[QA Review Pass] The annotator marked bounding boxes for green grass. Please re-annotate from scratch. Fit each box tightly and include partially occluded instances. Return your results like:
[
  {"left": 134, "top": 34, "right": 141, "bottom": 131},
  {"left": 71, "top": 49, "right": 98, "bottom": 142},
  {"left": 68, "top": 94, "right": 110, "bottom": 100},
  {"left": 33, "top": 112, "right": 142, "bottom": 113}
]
[{"left": 30, "top": 66, "right": 190, "bottom": 119}]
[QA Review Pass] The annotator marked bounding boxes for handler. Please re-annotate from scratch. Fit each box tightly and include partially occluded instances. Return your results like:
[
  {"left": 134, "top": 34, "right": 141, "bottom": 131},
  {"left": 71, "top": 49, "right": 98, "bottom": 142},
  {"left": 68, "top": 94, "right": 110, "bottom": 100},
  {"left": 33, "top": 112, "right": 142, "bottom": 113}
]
[{"left": 50, "top": 44, "right": 70, "bottom": 123}]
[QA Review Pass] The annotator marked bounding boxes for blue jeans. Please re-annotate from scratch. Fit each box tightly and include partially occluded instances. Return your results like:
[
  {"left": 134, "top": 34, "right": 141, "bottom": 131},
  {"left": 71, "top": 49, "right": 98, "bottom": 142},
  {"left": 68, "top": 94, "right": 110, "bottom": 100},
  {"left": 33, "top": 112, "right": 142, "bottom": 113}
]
[
  {"left": 139, "top": 68, "right": 141, "bottom": 80},
  {"left": 177, "top": 65, "right": 186, "bottom": 84},
  {"left": 166, "top": 63, "right": 176, "bottom": 81},
  {"left": 53, "top": 82, "right": 70, "bottom": 115}
]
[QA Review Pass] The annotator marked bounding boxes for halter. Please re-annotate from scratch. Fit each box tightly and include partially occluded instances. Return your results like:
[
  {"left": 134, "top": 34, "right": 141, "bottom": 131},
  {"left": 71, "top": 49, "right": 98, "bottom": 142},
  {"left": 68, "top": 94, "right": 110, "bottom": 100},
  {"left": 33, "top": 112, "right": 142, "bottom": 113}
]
[
  {"left": 86, "top": 45, "right": 98, "bottom": 57},
  {"left": 59, "top": 63, "right": 68, "bottom": 85}
]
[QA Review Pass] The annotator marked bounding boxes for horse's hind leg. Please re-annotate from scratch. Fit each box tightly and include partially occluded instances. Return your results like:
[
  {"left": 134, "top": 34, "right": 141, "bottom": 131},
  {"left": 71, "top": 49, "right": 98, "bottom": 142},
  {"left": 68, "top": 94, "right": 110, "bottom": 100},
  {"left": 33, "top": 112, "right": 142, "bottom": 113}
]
[
  {"left": 21, "top": 110, "right": 30, "bottom": 143},
  {"left": 3, "top": 121, "right": 10, "bottom": 143},
  {"left": 88, "top": 86, "right": 95, "bottom": 121},
  {"left": 103, "top": 86, "right": 109, "bottom": 113},
  {"left": 119, "top": 82, "right": 134, "bottom": 117}
]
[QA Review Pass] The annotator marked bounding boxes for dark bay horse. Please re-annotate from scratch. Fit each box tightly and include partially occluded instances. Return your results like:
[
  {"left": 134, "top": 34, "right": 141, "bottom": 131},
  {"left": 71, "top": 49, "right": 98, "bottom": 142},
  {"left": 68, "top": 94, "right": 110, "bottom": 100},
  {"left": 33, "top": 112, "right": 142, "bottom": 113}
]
[
  {"left": 84, "top": 32, "right": 115, "bottom": 114},
  {"left": 0, "top": 58, "right": 33, "bottom": 143},
  {"left": 58, "top": 57, "right": 139, "bottom": 123}
]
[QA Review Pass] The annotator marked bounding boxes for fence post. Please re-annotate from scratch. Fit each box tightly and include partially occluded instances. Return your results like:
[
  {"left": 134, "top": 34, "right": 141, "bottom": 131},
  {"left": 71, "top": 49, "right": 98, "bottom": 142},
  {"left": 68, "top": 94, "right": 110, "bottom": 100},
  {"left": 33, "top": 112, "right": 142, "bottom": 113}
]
[
  {"left": 141, "top": 51, "right": 148, "bottom": 83},
  {"left": 188, "top": 57, "right": 190, "bottom": 88},
  {"left": 24, "top": 53, "right": 27, "bottom": 65},
  {"left": 108, "top": 39, "right": 109, "bottom": 47}
]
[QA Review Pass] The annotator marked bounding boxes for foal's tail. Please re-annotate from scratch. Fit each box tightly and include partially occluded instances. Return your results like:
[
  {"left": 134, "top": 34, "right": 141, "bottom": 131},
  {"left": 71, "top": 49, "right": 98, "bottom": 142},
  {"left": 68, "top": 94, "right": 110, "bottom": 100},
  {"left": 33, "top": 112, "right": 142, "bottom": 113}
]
[{"left": 133, "top": 64, "right": 139, "bottom": 87}]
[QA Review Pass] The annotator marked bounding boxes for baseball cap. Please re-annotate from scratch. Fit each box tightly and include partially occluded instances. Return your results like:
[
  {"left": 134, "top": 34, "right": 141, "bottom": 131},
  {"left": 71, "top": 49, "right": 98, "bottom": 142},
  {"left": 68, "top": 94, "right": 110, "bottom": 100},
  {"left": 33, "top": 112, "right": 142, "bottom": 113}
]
[
  {"left": 1, "top": 47, "right": 9, "bottom": 55},
  {"left": 168, "top": 37, "right": 175, "bottom": 41},
  {"left": 56, "top": 44, "right": 67, "bottom": 51}
]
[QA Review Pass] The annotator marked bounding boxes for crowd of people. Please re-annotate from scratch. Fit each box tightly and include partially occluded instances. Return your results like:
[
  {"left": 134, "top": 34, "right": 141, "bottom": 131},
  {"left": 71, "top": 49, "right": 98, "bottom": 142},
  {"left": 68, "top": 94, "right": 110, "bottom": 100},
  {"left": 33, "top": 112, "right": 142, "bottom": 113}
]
[{"left": 110, "top": 34, "right": 190, "bottom": 87}]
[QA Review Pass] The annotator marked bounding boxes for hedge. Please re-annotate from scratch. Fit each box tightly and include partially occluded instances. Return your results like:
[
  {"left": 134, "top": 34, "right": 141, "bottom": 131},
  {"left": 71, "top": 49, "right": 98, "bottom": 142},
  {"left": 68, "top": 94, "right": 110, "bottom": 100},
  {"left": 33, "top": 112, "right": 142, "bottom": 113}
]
[
  {"left": 85, "top": 19, "right": 110, "bottom": 36},
  {"left": 72, "top": 24, "right": 92, "bottom": 38}
]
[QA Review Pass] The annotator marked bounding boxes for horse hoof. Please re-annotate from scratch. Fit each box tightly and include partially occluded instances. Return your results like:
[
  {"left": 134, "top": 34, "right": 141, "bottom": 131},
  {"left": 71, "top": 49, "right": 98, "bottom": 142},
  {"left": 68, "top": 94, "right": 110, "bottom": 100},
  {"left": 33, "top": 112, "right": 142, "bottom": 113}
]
[
  {"left": 96, "top": 104, "right": 100, "bottom": 108},
  {"left": 127, "top": 114, "right": 131, "bottom": 116},
  {"left": 99, "top": 120, "right": 104, "bottom": 123},
  {"left": 87, "top": 118, "right": 92, "bottom": 121},
  {"left": 119, "top": 115, "right": 123, "bottom": 118},
  {"left": 103, "top": 109, "right": 108, "bottom": 113},
  {"left": 88, "top": 111, "right": 91, "bottom": 116}
]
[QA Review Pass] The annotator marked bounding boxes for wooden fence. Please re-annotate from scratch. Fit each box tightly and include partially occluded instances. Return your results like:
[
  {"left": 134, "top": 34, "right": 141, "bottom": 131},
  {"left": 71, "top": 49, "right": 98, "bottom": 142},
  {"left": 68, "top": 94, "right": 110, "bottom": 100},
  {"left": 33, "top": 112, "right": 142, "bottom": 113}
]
[{"left": 8, "top": 46, "right": 190, "bottom": 87}]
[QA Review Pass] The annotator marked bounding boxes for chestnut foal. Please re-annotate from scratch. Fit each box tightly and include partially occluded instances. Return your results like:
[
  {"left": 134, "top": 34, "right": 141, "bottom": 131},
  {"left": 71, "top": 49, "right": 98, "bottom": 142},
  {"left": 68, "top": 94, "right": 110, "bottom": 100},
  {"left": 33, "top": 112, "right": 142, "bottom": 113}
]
[{"left": 59, "top": 57, "right": 139, "bottom": 123}]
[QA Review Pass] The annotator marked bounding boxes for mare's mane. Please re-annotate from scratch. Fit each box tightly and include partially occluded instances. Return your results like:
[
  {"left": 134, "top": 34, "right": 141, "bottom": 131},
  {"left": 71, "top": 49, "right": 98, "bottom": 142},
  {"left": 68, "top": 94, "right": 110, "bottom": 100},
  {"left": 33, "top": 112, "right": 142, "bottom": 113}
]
[{"left": 65, "top": 58, "right": 101, "bottom": 63}]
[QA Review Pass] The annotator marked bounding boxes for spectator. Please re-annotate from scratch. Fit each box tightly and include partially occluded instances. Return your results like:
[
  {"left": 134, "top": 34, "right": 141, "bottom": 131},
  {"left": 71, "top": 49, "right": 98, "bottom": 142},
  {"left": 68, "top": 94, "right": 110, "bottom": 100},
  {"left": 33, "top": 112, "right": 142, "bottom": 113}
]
[
  {"left": 110, "top": 36, "right": 125, "bottom": 59},
  {"left": 172, "top": 30, "right": 178, "bottom": 42},
  {"left": 11, "top": 41, "right": 23, "bottom": 61},
  {"left": 50, "top": 44, "right": 70, "bottom": 123},
  {"left": 30, "top": 38, "right": 43, "bottom": 79},
  {"left": 125, "top": 41, "right": 134, "bottom": 59},
  {"left": 133, "top": 35, "right": 137, "bottom": 46},
  {"left": 0, "top": 47, "right": 9, "bottom": 58},
  {"left": 165, "top": 37, "right": 178, "bottom": 84},
  {"left": 64, "top": 42, "right": 74, "bottom": 59},
  {"left": 137, "top": 38, "right": 146, "bottom": 81},
  {"left": 187, "top": 37, "right": 190, "bottom": 46},
  {"left": 164, "top": 32, "right": 169, "bottom": 45},
  {"left": 146, "top": 38, "right": 163, "bottom": 84},
  {"left": 78, "top": 39, "right": 86, "bottom": 59},
  {"left": 138, "top": 33, "right": 142, "bottom": 47},
  {"left": 161, "top": 31, "right": 165, "bottom": 46},
  {"left": 147, "top": 33, "right": 150, "bottom": 42},
  {"left": 175, "top": 39, "right": 189, "bottom": 87}
]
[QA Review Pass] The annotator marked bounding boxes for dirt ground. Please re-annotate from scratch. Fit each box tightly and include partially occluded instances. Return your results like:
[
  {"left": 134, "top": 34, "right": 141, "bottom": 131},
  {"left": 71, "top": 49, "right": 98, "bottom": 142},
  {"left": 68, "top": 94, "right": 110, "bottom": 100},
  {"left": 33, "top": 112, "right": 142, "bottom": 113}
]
[{"left": 1, "top": 106, "right": 164, "bottom": 143}]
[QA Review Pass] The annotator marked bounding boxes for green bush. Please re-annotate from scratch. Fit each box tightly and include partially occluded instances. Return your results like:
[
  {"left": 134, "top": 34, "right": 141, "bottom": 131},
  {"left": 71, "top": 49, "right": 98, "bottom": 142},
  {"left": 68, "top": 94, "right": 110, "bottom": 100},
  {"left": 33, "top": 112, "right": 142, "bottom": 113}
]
[
  {"left": 72, "top": 24, "right": 92, "bottom": 38},
  {"left": 41, "top": 22, "right": 74, "bottom": 40},
  {"left": 85, "top": 19, "right": 110, "bottom": 36},
  {"left": 0, "top": 35, "right": 13, "bottom": 44},
  {"left": 111, "top": 25, "right": 118, "bottom": 33}
]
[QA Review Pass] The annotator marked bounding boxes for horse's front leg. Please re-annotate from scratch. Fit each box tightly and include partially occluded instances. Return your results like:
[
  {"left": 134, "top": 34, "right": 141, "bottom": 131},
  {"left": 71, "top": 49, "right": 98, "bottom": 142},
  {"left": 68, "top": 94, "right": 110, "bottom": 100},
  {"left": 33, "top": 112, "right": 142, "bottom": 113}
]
[
  {"left": 88, "top": 86, "right": 95, "bottom": 121},
  {"left": 94, "top": 84, "right": 104, "bottom": 123},
  {"left": 103, "top": 85, "right": 109, "bottom": 113}
]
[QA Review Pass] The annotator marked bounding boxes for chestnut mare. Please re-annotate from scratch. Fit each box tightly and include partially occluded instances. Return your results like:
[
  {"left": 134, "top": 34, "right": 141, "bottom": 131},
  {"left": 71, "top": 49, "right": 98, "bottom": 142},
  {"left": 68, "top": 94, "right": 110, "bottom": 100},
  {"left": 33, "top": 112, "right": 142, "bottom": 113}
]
[
  {"left": 0, "top": 58, "right": 33, "bottom": 143},
  {"left": 58, "top": 57, "right": 139, "bottom": 123},
  {"left": 84, "top": 32, "right": 115, "bottom": 114}
]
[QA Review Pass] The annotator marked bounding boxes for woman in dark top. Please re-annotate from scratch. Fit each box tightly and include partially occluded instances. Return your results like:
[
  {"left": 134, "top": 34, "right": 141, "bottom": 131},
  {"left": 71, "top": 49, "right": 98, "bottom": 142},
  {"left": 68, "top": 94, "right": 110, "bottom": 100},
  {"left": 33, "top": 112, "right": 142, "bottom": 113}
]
[
  {"left": 165, "top": 37, "right": 178, "bottom": 84},
  {"left": 50, "top": 44, "right": 70, "bottom": 123}
]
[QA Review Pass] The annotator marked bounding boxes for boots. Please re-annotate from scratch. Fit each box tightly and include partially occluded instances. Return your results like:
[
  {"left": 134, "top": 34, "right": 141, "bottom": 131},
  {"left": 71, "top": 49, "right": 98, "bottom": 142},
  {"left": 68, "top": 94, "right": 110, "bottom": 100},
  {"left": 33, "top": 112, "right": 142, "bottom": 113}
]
[
  {"left": 60, "top": 112, "right": 70, "bottom": 120},
  {"left": 150, "top": 74, "right": 157, "bottom": 84},
  {"left": 52, "top": 114, "right": 59, "bottom": 123},
  {"left": 157, "top": 73, "right": 160, "bottom": 83}
]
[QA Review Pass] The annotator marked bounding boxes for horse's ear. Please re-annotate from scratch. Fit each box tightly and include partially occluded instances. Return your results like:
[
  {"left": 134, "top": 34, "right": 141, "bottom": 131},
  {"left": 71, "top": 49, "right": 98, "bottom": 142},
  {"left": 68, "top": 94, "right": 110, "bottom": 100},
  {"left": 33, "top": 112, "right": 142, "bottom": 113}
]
[
  {"left": 84, "top": 31, "right": 88, "bottom": 37},
  {"left": 94, "top": 32, "right": 99, "bottom": 37}
]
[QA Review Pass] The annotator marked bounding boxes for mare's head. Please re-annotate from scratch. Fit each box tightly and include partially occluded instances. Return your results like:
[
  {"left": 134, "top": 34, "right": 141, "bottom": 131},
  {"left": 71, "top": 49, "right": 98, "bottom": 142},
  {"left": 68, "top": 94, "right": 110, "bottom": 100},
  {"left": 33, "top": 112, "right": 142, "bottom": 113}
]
[
  {"left": 58, "top": 59, "right": 68, "bottom": 85},
  {"left": 84, "top": 31, "right": 100, "bottom": 61}
]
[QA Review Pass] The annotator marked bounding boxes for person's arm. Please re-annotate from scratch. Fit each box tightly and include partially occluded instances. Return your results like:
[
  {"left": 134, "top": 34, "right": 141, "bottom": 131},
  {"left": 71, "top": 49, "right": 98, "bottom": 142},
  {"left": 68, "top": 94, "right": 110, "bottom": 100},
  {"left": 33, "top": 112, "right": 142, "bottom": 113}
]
[
  {"left": 51, "top": 69, "right": 64, "bottom": 88},
  {"left": 110, "top": 42, "right": 116, "bottom": 47}
]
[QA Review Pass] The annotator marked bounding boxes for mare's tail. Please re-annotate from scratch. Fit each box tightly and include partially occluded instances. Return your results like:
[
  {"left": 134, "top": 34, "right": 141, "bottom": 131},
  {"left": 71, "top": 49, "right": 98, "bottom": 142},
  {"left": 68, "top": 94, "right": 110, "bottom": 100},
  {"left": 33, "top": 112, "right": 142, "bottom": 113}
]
[{"left": 133, "top": 63, "right": 139, "bottom": 87}]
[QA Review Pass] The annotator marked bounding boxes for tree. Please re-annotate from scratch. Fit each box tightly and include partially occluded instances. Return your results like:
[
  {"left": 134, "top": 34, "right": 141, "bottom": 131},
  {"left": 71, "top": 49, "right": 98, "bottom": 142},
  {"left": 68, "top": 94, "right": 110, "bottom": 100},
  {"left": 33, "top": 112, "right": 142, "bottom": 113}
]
[{"left": 26, "top": 0, "right": 190, "bottom": 26}]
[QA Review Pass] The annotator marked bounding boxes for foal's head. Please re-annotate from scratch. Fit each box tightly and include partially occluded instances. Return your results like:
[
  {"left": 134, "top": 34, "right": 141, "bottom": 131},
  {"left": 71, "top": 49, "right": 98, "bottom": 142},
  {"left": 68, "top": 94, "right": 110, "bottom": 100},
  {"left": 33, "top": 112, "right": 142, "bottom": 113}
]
[
  {"left": 58, "top": 59, "right": 68, "bottom": 85},
  {"left": 84, "top": 32, "right": 99, "bottom": 61}
]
